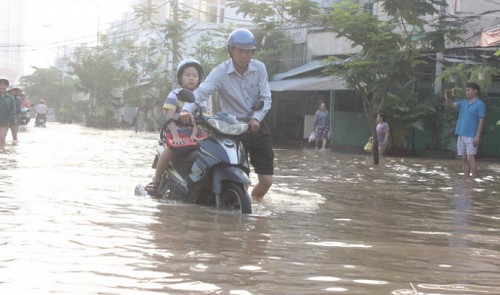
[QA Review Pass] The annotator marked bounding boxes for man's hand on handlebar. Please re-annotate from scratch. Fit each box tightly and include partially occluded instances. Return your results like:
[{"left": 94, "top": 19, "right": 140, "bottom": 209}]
[{"left": 248, "top": 118, "right": 260, "bottom": 133}]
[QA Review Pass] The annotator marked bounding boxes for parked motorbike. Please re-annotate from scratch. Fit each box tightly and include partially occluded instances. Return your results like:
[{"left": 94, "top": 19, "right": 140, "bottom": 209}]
[
  {"left": 147, "top": 89, "right": 263, "bottom": 214},
  {"left": 35, "top": 113, "right": 46, "bottom": 127}
]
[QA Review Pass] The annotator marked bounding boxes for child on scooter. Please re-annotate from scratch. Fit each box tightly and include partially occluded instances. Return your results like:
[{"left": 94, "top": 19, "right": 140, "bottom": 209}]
[{"left": 145, "top": 59, "right": 205, "bottom": 196}]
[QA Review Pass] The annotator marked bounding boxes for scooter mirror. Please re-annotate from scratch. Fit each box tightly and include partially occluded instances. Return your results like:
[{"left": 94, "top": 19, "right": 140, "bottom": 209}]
[
  {"left": 251, "top": 100, "right": 264, "bottom": 111},
  {"left": 177, "top": 89, "right": 195, "bottom": 103}
]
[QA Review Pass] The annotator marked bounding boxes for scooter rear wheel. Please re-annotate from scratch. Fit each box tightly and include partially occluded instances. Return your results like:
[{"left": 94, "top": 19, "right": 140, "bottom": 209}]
[{"left": 219, "top": 181, "right": 252, "bottom": 214}]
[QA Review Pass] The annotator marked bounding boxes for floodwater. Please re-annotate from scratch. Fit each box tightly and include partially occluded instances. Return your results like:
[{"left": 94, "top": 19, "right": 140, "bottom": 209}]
[{"left": 1, "top": 123, "right": 499, "bottom": 295}]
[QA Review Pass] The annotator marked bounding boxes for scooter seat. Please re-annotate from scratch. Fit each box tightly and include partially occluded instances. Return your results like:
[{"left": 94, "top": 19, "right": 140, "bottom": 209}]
[{"left": 165, "top": 132, "right": 207, "bottom": 151}]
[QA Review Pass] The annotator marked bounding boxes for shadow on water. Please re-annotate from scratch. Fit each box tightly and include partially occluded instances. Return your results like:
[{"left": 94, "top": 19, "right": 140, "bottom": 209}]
[{"left": 0, "top": 124, "right": 499, "bottom": 294}]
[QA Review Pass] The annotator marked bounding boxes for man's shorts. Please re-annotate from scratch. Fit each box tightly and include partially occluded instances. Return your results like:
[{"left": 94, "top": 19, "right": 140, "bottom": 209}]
[
  {"left": 240, "top": 122, "right": 274, "bottom": 175},
  {"left": 457, "top": 136, "right": 477, "bottom": 156}
]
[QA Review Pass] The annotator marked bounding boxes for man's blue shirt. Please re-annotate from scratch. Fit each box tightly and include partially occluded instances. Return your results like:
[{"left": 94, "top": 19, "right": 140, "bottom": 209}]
[{"left": 454, "top": 98, "right": 486, "bottom": 137}]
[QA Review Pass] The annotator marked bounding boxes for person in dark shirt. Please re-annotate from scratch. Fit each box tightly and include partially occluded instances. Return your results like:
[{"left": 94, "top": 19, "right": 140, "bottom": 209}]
[
  {"left": 7, "top": 86, "right": 22, "bottom": 142},
  {"left": 0, "top": 78, "right": 16, "bottom": 149}
]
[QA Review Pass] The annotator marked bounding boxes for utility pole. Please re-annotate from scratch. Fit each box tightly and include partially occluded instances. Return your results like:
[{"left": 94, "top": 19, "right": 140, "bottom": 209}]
[
  {"left": 171, "top": 0, "right": 179, "bottom": 89},
  {"left": 434, "top": 3, "right": 447, "bottom": 94}
]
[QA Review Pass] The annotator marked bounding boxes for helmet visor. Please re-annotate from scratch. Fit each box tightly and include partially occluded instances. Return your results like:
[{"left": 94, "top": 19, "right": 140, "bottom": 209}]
[{"left": 232, "top": 43, "right": 256, "bottom": 50}]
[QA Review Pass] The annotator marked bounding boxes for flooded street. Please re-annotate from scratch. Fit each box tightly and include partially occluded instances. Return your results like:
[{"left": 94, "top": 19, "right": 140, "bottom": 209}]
[{"left": 1, "top": 123, "right": 499, "bottom": 294}]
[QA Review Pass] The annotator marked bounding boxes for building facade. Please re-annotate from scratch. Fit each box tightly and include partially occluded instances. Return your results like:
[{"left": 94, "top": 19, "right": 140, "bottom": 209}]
[
  {"left": 270, "top": 0, "right": 500, "bottom": 156},
  {"left": 0, "top": 0, "right": 26, "bottom": 84}
]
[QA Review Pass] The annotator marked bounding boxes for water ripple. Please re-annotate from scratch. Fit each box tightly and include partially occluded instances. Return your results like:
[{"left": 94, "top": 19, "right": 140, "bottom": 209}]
[{"left": 1, "top": 125, "right": 500, "bottom": 294}]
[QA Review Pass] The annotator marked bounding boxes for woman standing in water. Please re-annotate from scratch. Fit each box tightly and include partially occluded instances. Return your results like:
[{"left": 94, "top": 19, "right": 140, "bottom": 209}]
[
  {"left": 313, "top": 101, "right": 330, "bottom": 151},
  {"left": 376, "top": 113, "right": 390, "bottom": 156}
]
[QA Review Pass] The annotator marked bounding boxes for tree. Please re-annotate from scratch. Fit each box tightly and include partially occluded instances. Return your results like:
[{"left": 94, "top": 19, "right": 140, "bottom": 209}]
[
  {"left": 68, "top": 44, "right": 119, "bottom": 124},
  {"left": 67, "top": 35, "right": 154, "bottom": 128},
  {"left": 19, "top": 67, "right": 78, "bottom": 122},
  {"left": 103, "top": 35, "right": 169, "bottom": 131},
  {"left": 226, "top": 0, "right": 296, "bottom": 76},
  {"left": 133, "top": 0, "right": 190, "bottom": 81},
  {"left": 192, "top": 28, "right": 233, "bottom": 74},
  {"left": 228, "top": 0, "right": 470, "bottom": 164}
]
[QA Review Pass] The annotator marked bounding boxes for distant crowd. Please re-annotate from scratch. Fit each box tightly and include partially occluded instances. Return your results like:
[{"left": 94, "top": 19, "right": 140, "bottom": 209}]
[{"left": 0, "top": 77, "right": 49, "bottom": 149}]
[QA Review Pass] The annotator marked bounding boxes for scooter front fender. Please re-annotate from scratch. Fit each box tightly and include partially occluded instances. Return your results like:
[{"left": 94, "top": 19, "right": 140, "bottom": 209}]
[{"left": 212, "top": 166, "right": 250, "bottom": 195}]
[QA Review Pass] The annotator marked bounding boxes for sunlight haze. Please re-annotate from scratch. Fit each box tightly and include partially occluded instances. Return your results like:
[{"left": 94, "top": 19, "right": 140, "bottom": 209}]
[{"left": 24, "top": 0, "right": 134, "bottom": 75}]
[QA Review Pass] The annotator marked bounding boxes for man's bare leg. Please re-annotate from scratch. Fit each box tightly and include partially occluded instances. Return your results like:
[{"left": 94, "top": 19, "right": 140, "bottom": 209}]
[
  {"left": 467, "top": 155, "right": 477, "bottom": 177},
  {"left": 251, "top": 174, "right": 273, "bottom": 202},
  {"left": 0, "top": 128, "right": 8, "bottom": 149},
  {"left": 10, "top": 125, "right": 18, "bottom": 141},
  {"left": 462, "top": 155, "right": 471, "bottom": 177}
]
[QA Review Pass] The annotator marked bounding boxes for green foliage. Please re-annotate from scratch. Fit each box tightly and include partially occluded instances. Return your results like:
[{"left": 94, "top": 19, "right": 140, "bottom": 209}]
[
  {"left": 320, "top": 0, "right": 422, "bottom": 136},
  {"left": 254, "top": 30, "right": 294, "bottom": 76},
  {"left": 383, "top": 0, "right": 441, "bottom": 26},
  {"left": 64, "top": 33, "right": 171, "bottom": 129},
  {"left": 19, "top": 67, "right": 79, "bottom": 121},
  {"left": 272, "top": 0, "right": 468, "bottom": 155},
  {"left": 469, "top": 65, "right": 500, "bottom": 91},
  {"left": 425, "top": 92, "right": 456, "bottom": 149},
  {"left": 281, "top": 0, "right": 320, "bottom": 23},
  {"left": 192, "top": 28, "right": 233, "bottom": 73},
  {"left": 93, "top": 109, "right": 119, "bottom": 129},
  {"left": 381, "top": 0, "right": 468, "bottom": 51},
  {"left": 438, "top": 63, "right": 468, "bottom": 85},
  {"left": 439, "top": 63, "right": 500, "bottom": 96},
  {"left": 192, "top": 24, "right": 293, "bottom": 78},
  {"left": 227, "top": 0, "right": 277, "bottom": 29},
  {"left": 383, "top": 84, "right": 436, "bottom": 148},
  {"left": 133, "top": 2, "right": 158, "bottom": 25},
  {"left": 68, "top": 43, "right": 124, "bottom": 117},
  {"left": 19, "top": 67, "right": 63, "bottom": 104}
]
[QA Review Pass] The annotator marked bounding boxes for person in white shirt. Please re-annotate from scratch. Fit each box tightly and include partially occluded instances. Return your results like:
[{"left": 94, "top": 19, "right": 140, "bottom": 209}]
[{"left": 180, "top": 28, "right": 274, "bottom": 202}]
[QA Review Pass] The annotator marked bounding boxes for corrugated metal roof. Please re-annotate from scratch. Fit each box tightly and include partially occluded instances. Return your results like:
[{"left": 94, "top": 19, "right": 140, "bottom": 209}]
[
  {"left": 270, "top": 58, "right": 351, "bottom": 91},
  {"left": 269, "top": 76, "right": 347, "bottom": 91},
  {"left": 272, "top": 58, "right": 352, "bottom": 81},
  {"left": 272, "top": 60, "right": 327, "bottom": 80}
]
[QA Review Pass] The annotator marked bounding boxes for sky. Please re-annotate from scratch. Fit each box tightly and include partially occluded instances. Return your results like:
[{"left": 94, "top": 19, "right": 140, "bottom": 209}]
[{"left": 23, "top": 0, "right": 135, "bottom": 75}]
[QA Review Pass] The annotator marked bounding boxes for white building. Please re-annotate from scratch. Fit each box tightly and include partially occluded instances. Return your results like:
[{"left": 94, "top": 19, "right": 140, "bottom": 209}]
[{"left": 0, "top": 0, "right": 26, "bottom": 84}]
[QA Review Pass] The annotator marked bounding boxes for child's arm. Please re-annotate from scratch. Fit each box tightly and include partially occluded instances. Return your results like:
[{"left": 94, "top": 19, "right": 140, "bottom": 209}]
[
  {"left": 166, "top": 109, "right": 184, "bottom": 145},
  {"left": 190, "top": 113, "right": 199, "bottom": 141}
]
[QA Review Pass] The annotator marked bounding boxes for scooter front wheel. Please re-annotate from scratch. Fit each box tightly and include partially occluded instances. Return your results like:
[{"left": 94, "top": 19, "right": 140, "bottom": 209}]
[{"left": 219, "top": 181, "right": 252, "bottom": 214}]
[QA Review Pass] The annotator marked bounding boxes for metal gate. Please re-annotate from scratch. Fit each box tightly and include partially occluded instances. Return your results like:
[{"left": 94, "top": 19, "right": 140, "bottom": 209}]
[{"left": 479, "top": 98, "right": 500, "bottom": 157}]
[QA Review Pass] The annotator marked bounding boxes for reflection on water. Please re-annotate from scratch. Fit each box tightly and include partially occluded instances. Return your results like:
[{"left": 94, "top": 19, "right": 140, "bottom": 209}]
[{"left": 1, "top": 124, "right": 499, "bottom": 294}]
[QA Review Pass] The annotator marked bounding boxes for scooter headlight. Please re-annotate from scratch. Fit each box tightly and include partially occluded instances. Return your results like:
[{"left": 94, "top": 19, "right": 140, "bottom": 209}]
[{"left": 207, "top": 118, "right": 249, "bottom": 135}]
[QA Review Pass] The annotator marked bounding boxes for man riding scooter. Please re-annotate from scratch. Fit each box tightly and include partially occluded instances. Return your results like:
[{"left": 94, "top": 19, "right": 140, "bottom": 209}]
[
  {"left": 180, "top": 28, "right": 274, "bottom": 202},
  {"left": 34, "top": 99, "right": 48, "bottom": 127}
]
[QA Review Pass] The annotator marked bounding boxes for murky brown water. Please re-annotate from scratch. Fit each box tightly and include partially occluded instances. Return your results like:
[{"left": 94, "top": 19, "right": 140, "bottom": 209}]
[{"left": 1, "top": 123, "right": 499, "bottom": 294}]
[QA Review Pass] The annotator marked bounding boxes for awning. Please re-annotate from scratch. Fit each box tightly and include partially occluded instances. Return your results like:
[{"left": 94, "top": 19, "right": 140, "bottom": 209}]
[
  {"left": 269, "top": 76, "right": 347, "bottom": 91},
  {"left": 272, "top": 60, "right": 326, "bottom": 80},
  {"left": 272, "top": 58, "right": 352, "bottom": 81},
  {"left": 478, "top": 28, "right": 500, "bottom": 47}
]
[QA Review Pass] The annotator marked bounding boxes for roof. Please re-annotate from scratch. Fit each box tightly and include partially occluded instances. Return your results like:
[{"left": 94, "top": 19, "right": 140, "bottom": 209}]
[
  {"left": 270, "top": 58, "right": 350, "bottom": 91},
  {"left": 272, "top": 60, "right": 327, "bottom": 81},
  {"left": 269, "top": 75, "right": 347, "bottom": 92}
]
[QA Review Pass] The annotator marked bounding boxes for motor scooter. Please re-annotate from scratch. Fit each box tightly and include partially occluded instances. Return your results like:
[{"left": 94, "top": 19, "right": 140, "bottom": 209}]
[
  {"left": 146, "top": 89, "right": 263, "bottom": 214},
  {"left": 35, "top": 113, "right": 47, "bottom": 127},
  {"left": 19, "top": 107, "right": 31, "bottom": 127}
]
